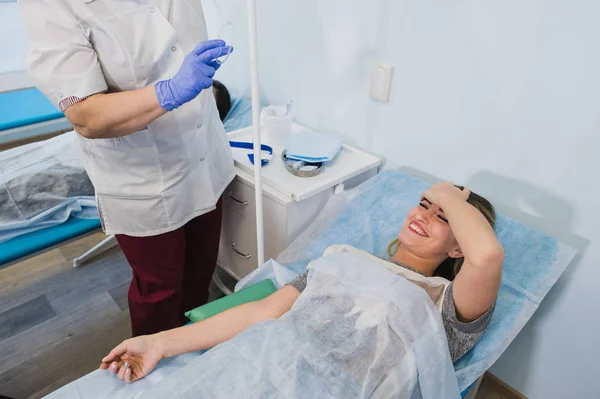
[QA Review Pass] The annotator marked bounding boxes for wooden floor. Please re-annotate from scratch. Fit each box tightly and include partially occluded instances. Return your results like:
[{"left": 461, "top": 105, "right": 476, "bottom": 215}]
[
  {"left": 0, "top": 233, "right": 131, "bottom": 399},
  {"left": 0, "top": 233, "right": 524, "bottom": 399}
]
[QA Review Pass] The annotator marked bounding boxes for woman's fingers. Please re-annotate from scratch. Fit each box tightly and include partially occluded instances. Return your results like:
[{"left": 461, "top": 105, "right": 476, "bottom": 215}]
[
  {"left": 123, "top": 358, "right": 144, "bottom": 384},
  {"left": 102, "top": 340, "right": 130, "bottom": 376},
  {"left": 101, "top": 347, "right": 146, "bottom": 384},
  {"left": 101, "top": 355, "right": 141, "bottom": 384},
  {"left": 197, "top": 46, "right": 233, "bottom": 64},
  {"left": 102, "top": 341, "right": 128, "bottom": 363},
  {"left": 118, "top": 361, "right": 129, "bottom": 380},
  {"left": 109, "top": 361, "right": 121, "bottom": 375},
  {"left": 192, "top": 40, "right": 226, "bottom": 56}
]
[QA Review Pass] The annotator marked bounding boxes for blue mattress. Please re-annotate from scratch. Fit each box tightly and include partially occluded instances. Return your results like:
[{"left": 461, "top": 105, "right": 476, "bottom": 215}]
[
  {"left": 0, "top": 88, "right": 63, "bottom": 131},
  {"left": 0, "top": 217, "right": 101, "bottom": 266}
]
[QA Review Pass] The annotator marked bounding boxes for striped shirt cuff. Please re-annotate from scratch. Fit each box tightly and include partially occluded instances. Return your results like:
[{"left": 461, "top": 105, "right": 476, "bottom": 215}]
[{"left": 58, "top": 91, "right": 104, "bottom": 112}]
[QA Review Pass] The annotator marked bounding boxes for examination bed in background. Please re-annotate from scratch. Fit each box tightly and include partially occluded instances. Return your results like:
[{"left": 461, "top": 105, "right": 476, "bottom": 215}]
[
  {"left": 0, "top": 91, "right": 253, "bottom": 267},
  {"left": 44, "top": 170, "right": 577, "bottom": 398},
  {"left": 0, "top": 88, "right": 98, "bottom": 266},
  {"left": 0, "top": 87, "right": 71, "bottom": 146}
]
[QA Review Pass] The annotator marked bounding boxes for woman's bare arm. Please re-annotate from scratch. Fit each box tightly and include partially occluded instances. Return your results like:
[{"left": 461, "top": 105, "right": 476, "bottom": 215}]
[
  {"left": 101, "top": 285, "right": 301, "bottom": 383},
  {"left": 157, "top": 285, "right": 300, "bottom": 358},
  {"left": 63, "top": 85, "right": 167, "bottom": 139},
  {"left": 440, "top": 193, "right": 504, "bottom": 322}
]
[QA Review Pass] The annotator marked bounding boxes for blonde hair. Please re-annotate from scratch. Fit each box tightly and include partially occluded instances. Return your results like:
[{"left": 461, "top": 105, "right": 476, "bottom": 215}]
[{"left": 387, "top": 187, "right": 496, "bottom": 280}]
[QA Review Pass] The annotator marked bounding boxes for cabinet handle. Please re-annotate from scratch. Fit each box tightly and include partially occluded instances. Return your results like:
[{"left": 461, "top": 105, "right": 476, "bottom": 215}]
[
  {"left": 228, "top": 191, "right": 249, "bottom": 205},
  {"left": 232, "top": 243, "right": 251, "bottom": 259}
]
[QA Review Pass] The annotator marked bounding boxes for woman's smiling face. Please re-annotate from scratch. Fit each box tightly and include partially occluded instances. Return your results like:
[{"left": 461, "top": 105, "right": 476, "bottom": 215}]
[{"left": 397, "top": 196, "right": 460, "bottom": 260}]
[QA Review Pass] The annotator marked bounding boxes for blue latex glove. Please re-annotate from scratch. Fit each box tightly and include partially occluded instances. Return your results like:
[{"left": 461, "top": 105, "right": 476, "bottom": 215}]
[{"left": 155, "top": 40, "right": 233, "bottom": 111}]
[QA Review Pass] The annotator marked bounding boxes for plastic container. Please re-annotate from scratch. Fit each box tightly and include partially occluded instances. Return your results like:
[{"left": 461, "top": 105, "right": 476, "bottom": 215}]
[{"left": 260, "top": 105, "right": 293, "bottom": 146}]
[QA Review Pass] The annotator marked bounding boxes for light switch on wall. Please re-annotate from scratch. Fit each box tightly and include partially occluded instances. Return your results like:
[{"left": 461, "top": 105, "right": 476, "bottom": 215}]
[{"left": 369, "top": 64, "right": 394, "bottom": 102}]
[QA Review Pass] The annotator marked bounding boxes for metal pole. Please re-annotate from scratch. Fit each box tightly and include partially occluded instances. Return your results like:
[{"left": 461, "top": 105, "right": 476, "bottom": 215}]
[{"left": 246, "top": 0, "right": 265, "bottom": 266}]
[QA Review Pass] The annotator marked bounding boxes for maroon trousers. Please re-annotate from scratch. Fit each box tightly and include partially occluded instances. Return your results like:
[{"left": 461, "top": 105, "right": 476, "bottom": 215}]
[{"left": 116, "top": 199, "right": 222, "bottom": 337}]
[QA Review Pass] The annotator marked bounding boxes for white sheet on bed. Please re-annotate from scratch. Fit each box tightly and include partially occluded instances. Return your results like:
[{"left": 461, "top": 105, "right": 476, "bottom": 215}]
[
  {"left": 44, "top": 251, "right": 461, "bottom": 399},
  {"left": 0, "top": 132, "right": 97, "bottom": 243}
]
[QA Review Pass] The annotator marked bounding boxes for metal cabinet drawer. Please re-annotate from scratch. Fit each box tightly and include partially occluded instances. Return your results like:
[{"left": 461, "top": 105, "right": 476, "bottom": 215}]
[
  {"left": 224, "top": 176, "right": 287, "bottom": 240},
  {"left": 217, "top": 208, "right": 285, "bottom": 280}
]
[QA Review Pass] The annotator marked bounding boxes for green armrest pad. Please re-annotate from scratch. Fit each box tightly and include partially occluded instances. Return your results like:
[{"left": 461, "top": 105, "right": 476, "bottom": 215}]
[{"left": 185, "top": 279, "right": 277, "bottom": 323}]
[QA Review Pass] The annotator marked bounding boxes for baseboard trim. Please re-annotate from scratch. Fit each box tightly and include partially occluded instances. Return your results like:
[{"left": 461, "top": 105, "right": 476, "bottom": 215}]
[{"left": 481, "top": 372, "right": 528, "bottom": 399}]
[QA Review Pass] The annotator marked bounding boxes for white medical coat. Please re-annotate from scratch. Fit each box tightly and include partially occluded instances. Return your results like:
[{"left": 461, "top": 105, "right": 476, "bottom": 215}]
[{"left": 19, "top": 0, "right": 236, "bottom": 236}]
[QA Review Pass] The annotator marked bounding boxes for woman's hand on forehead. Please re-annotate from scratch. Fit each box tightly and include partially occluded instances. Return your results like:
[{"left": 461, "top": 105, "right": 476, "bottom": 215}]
[{"left": 422, "top": 182, "right": 470, "bottom": 206}]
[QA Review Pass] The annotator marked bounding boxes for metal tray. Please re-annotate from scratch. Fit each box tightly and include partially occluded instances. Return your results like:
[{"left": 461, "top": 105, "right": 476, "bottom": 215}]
[{"left": 281, "top": 150, "right": 324, "bottom": 178}]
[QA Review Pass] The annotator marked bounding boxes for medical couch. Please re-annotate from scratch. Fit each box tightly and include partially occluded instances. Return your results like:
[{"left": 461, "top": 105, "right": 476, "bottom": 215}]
[
  {"left": 0, "top": 88, "right": 101, "bottom": 266},
  {"left": 0, "top": 87, "right": 71, "bottom": 145},
  {"left": 43, "top": 170, "right": 578, "bottom": 398}
]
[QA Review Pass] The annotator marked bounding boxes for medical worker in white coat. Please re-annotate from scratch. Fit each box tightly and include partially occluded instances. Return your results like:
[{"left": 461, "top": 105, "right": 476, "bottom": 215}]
[{"left": 19, "top": 0, "right": 236, "bottom": 336}]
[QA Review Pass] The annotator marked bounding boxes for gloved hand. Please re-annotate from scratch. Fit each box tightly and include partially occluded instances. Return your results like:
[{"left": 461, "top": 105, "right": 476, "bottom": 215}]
[{"left": 155, "top": 39, "right": 233, "bottom": 111}]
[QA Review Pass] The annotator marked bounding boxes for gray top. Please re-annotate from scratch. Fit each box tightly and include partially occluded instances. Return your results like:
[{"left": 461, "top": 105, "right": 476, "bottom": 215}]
[{"left": 288, "top": 269, "right": 494, "bottom": 362}]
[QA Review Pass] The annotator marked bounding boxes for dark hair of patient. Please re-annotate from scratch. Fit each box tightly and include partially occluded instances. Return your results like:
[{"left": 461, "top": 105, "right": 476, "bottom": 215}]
[{"left": 212, "top": 80, "right": 232, "bottom": 122}]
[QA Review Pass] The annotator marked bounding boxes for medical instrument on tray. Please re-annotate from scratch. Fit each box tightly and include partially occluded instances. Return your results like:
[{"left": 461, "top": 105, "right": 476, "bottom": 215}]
[{"left": 282, "top": 150, "right": 323, "bottom": 177}]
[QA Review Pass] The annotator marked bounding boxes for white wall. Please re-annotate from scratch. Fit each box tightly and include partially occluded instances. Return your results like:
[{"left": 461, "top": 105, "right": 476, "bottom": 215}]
[
  {"left": 202, "top": 0, "right": 253, "bottom": 97},
  {"left": 0, "top": 2, "right": 28, "bottom": 74},
  {"left": 0, "top": 2, "right": 33, "bottom": 92},
  {"left": 214, "top": 0, "right": 599, "bottom": 397}
]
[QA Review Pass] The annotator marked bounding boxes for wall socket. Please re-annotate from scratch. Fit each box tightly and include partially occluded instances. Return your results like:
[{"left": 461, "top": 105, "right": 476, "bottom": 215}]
[{"left": 369, "top": 63, "right": 394, "bottom": 102}]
